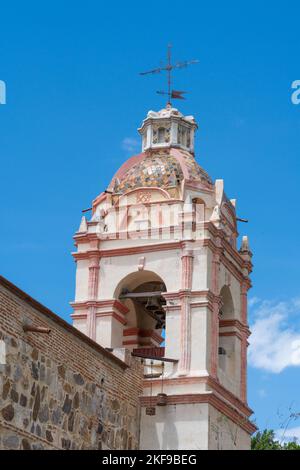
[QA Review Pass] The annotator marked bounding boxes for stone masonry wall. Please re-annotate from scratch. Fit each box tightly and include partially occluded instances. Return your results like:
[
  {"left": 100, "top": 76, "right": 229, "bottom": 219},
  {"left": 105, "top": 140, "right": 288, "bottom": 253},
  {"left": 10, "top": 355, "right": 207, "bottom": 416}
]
[{"left": 0, "top": 277, "right": 143, "bottom": 450}]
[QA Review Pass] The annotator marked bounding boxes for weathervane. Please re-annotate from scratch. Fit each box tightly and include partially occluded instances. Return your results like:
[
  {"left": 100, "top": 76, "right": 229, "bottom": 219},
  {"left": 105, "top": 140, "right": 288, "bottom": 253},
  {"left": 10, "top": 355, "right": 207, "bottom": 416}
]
[{"left": 140, "top": 44, "right": 198, "bottom": 106}]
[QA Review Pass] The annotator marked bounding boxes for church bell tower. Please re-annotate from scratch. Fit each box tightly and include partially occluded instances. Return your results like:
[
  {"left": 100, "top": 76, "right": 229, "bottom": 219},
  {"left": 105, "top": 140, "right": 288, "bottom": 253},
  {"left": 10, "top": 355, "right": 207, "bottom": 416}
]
[{"left": 71, "top": 103, "right": 256, "bottom": 450}]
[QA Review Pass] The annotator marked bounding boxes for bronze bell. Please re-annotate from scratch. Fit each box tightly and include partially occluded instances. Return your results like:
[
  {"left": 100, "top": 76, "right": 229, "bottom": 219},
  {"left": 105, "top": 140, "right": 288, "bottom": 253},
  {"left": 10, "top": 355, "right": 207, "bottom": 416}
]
[
  {"left": 146, "top": 406, "right": 156, "bottom": 416},
  {"left": 156, "top": 393, "right": 167, "bottom": 406},
  {"left": 145, "top": 296, "right": 160, "bottom": 311}
]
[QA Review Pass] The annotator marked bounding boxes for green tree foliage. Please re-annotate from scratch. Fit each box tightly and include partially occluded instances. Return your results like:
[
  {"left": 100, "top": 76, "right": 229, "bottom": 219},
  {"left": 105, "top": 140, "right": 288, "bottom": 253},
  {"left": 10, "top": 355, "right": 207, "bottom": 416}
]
[{"left": 251, "top": 429, "right": 300, "bottom": 450}]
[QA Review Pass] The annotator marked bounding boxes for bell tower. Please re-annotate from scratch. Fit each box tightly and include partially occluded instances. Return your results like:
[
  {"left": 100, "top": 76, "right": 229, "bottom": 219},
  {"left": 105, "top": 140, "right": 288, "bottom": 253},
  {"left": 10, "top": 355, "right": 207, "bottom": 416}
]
[{"left": 71, "top": 105, "right": 256, "bottom": 450}]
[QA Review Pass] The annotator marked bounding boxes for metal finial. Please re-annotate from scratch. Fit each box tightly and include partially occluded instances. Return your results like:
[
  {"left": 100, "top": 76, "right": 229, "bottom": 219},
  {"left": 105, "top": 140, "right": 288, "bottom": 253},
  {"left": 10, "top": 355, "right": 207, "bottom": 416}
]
[{"left": 139, "top": 44, "right": 198, "bottom": 106}]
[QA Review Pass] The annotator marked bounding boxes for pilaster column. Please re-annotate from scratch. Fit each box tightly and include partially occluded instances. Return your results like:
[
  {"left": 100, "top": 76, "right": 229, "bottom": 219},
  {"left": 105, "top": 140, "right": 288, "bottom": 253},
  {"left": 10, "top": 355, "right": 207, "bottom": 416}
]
[
  {"left": 240, "top": 282, "right": 248, "bottom": 324},
  {"left": 211, "top": 252, "right": 220, "bottom": 378},
  {"left": 87, "top": 255, "right": 100, "bottom": 340},
  {"left": 211, "top": 303, "right": 219, "bottom": 377},
  {"left": 171, "top": 121, "right": 178, "bottom": 145},
  {"left": 240, "top": 334, "right": 248, "bottom": 403},
  {"left": 240, "top": 281, "right": 249, "bottom": 402},
  {"left": 178, "top": 249, "right": 194, "bottom": 375}
]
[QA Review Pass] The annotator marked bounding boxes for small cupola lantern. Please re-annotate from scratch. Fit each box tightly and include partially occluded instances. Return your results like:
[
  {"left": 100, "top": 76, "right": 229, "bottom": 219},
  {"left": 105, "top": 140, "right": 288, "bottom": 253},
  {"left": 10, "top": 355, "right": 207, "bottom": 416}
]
[{"left": 138, "top": 105, "right": 198, "bottom": 153}]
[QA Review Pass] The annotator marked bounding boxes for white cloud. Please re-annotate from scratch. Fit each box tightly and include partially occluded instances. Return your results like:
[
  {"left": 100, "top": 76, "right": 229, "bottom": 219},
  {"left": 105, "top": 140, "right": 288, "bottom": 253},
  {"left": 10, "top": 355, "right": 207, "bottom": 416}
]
[
  {"left": 258, "top": 388, "right": 267, "bottom": 398},
  {"left": 275, "top": 426, "right": 300, "bottom": 444},
  {"left": 248, "top": 298, "right": 300, "bottom": 373},
  {"left": 121, "top": 137, "right": 139, "bottom": 152},
  {"left": 292, "top": 298, "right": 300, "bottom": 309},
  {"left": 248, "top": 296, "right": 261, "bottom": 308}
]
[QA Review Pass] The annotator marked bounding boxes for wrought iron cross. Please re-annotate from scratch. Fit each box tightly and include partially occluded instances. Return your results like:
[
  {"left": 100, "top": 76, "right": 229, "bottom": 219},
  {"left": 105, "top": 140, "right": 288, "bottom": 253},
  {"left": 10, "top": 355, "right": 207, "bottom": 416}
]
[{"left": 140, "top": 44, "right": 198, "bottom": 105}]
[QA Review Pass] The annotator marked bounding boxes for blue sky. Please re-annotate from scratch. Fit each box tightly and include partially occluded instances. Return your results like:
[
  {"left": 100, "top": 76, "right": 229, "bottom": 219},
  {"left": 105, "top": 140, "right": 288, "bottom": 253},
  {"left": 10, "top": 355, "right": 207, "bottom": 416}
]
[{"left": 1, "top": 1, "right": 300, "bottom": 438}]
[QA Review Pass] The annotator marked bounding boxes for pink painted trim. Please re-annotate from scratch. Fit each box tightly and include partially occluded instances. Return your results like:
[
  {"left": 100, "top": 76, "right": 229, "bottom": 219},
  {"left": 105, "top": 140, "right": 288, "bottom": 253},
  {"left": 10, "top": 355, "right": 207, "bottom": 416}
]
[
  {"left": 143, "top": 375, "right": 252, "bottom": 415},
  {"left": 211, "top": 303, "right": 219, "bottom": 377},
  {"left": 178, "top": 250, "right": 193, "bottom": 375},
  {"left": 202, "top": 221, "right": 252, "bottom": 270},
  {"left": 219, "top": 319, "right": 250, "bottom": 337},
  {"left": 240, "top": 335, "right": 248, "bottom": 403},
  {"left": 219, "top": 331, "right": 243, "bottom": 341},
  {"left": 210, "top": 249, "right": 220, "bottom": 378},
  {"left": 163, "top": 304, "right": 181, "bottom": 313},
  {"left": 123, "top": 327, "right": 140, "bottom": 336},
  {"left": 241, "top": 282, "right": 248, "bottom": 324},
  {"left": 190, "top": 301, "right": 214, "bottom": 311},
  {"left": 73, "top": 238, "right": 251, "bottom": 283},
  {"left": 72, "top": 242, "right": 181, "bottom": 260},
  {"left": 87, "top": 306, "right": 96, "bottom": 341},
  {"left": 88, "top": 266, "right": 99, "bottom": 300},
  {"left": 106, "top": 199, "right": 185, "bottom": 215},
  {"left": 73, "top": 224, "right": 251, "bottom": 281},
  {"left": 220, "top": 319, "right": 246, "bottom": 329},
  {"left": 181, "top": 251, "right": 193, "bottom": 290},
  {"left": 116, "top": 187, "right": 171, "bottom": 207},
  {"left": 71, "top": 299, "right": 129, "bottom": 315},
  {"left": 96, "top": 311, "right": 127, "bottom": 325},
  {"left": 185, "top": 181, "right": 213, "bottom": 194},
  {"left": 123, "top": 327, "right": 163, "bottom": 344},
  {"left": 202, "top": 240, "right": 249, "bottom": 285},
  {"left": 240, "top": 283, "right": 249, "bottom": 402},
  {"left": 71, "top": 313, "right": 87, "bottom": 320},
  {"left": 163, "top": 290, "right": 220, "bottom": 301},
  {"left": 140, "top": 393, "right": 256, "bottom": 434},
  {"left": 97, "top": 299, "right": 129, "bottom": 315},
  {"left": 70, "top": 300, "right": 99, "bottom": 309},
  {"left": 92, "top": 192, "right": 107, "bottom": 211}
]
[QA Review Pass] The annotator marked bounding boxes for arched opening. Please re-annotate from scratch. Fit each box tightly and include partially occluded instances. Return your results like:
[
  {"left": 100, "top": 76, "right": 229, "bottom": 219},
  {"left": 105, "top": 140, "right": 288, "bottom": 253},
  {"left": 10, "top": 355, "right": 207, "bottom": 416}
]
[
  {"left": 186, "top": 130, "right": 191, "bottom": 147},
  {"left": 192, "top": 197, "right": 206, "bottom": 223},
  {"left": 157, "top": 127, "right": 166, "bottom": 144},
  {"left": 218, "top": 285, "right": 239, "bottom": 395},
  {"left": 219, "top": 285, "right": 234, "bottom": 320},
  {"left": 181, "top": 128, "right": 187, "bottom": 146},
  {"left": 115, "top": 270, "right": 167, "bottom": 351},
  {"left": 143, "top": 132, "right": 147, "bottom": 149}
]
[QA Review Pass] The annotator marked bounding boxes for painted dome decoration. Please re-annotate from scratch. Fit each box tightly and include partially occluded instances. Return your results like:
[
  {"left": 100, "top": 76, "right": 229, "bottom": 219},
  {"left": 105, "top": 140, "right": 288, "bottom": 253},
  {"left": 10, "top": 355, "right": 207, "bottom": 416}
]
[
  {"left": 109, "top": 149, "right": 212, "bottom": 196},
  {"left": 107, "top": 107, "right": 212, "bottom": 198},
  {"left": 113, "top": 153, "right": 183, "bottom": 194}
]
